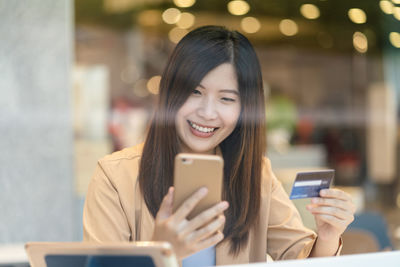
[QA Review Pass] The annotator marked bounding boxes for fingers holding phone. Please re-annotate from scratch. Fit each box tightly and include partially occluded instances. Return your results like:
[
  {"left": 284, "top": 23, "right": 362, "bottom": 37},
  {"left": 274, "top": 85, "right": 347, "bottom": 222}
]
[
  {"left": 152, "top": 187, "right": 228, "bottom": 259},
  {"left": 152, "top": 153, "right": 226, "bottom": 259}
]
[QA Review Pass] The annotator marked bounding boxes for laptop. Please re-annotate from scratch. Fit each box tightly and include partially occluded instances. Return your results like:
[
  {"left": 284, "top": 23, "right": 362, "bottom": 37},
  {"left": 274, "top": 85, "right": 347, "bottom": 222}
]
[
  {"left": 25, "top": 242, "right": 179, "bottom": 267},
  {"left": 221, "top": 250, "right": 400, "bottom": 267}
]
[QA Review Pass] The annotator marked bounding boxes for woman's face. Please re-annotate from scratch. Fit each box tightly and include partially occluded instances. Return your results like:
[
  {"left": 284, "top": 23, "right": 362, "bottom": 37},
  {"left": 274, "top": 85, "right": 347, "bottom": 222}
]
[{"left": 175, "top": 63, "right": 241, "bottom": 154}]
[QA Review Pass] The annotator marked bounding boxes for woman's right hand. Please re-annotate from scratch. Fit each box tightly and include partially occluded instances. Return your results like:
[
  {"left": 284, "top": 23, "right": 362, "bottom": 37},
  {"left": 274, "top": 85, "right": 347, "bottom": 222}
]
[{"left": 151, "top": 187, "right": 229, "bottom": 260}]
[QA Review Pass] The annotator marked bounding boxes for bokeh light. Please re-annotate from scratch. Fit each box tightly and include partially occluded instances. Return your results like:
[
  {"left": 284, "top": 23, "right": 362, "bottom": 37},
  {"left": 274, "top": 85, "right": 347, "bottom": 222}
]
[
  {"left": 240, "top": 17, "right": 261, "bottom": 33},
  {"left": 162, "top": 8, "right": 181, "bottom": 24},
  {"left": 353, "top": 31, "right": 368, "bottom": 53},
  {"left": 173, "top": 0, "right": 196, "bottom": 8},
  {"left": 137, "top": 10, "right": 162, "bottom": 27},
  {"left": 176, "top": 12, "right": 195, "bottom": 29},
  {"left": 147, "top": 75, "right": 162, "bottom": 95},
  {"left": 279, "top": 19, "right": 298, "bottom": 36},
  {"left": 227, "top": 0, "right": 250, "bottom": 16},
  {"left": 168, "top": 27, "right": 189, "bottom": 43},
  {"left": 389, "top": 32, "right": 400, "bottom": 48},
  {"left": 300, "top": 4, "right": 320, "bottom": 20},
  {"left": 348, "top": 8, "right": 367, "bottom": 24},
  {"left": 393, "top": 7, "right": 400, "bottom": 20},
  {"left": 380, "top": 0, "right": 394, "bottom": 14}
]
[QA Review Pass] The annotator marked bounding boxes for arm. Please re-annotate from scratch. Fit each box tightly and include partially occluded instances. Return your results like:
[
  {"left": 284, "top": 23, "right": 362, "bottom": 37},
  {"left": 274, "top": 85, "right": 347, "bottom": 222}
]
[
  {"left": 265, "top": 159, "right": 317, "bottom": 260},
  {"left": 308, "top": 188, "right": 355, "bottom": 257},
  {"left": 83, "top": 162, "right": 132, "bottom": 242}
]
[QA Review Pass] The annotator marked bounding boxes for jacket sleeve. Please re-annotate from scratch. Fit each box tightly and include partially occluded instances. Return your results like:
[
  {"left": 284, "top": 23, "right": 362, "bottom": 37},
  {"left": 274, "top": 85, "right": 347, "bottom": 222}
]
[
  {"left": 264, "top": 158, "right": 317, "bottom": 260},
  {"left": 83, "top": 162, "right": 132, "bottom": 242}
]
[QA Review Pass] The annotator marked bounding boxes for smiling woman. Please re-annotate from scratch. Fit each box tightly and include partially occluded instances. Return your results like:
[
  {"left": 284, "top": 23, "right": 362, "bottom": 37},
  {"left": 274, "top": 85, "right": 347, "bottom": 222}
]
[
  {"left": 138, "top": 26, "right": 267, "bottom": 257},
  {"left": 83, "top": 25, "right": 355, "bottom": 266},
  {"left": 176, "top": 63, "right": 241, "bottom": 154}
]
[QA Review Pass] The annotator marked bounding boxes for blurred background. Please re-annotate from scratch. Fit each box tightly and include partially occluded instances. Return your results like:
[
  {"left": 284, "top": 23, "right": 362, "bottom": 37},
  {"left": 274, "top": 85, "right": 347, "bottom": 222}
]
[{"left": 1, "top": 0, "right": 400, "bottom": 264}]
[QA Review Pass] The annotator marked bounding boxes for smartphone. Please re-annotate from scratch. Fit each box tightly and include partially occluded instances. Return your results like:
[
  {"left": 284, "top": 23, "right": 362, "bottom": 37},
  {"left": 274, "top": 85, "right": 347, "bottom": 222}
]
[{"left": 173, "top": 153, "right": 224, "bottom": 220}]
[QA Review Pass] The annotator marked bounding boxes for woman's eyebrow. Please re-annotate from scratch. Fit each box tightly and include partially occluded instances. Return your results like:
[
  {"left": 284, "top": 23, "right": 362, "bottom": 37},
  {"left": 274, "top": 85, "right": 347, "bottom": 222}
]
[
  {"left": 220, "top": 89, "right": 239, "bottom": 95},
  {"left": 198, "top": 84, "right": 239, "bottom": 95}
]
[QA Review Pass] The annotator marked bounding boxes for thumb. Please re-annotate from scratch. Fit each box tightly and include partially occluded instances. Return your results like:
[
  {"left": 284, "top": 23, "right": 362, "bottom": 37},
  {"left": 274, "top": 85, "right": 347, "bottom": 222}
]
[{"left": 156, "top": 187, "right": 174, "bottom": 220}]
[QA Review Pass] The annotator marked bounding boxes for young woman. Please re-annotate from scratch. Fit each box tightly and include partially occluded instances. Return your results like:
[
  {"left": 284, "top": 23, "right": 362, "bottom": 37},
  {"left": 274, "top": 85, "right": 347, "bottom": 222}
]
[{"left": 83, "top": 26, "right": 355, "bottom": 266}]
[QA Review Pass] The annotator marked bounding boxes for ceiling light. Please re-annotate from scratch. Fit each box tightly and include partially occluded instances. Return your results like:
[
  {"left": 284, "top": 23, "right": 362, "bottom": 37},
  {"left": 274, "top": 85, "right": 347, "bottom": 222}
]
[
  {"left": 168, "top": 27, "right": 188, "bottom": 43},
  {"left": 147, "top": 76, "right": 162, "bottom": 95},
  {"left": 393, "top": 7, "right": 400, "bottom": 20},
  {"left": 353, "top": 32, "right": 368, "bottom": 53},
  {"left": 241, "top": 17, "right": 261, "bottom": 33},
  {"left": 227, "top": 0, "right": 250, "bottom": 16},
  {"left": 380, "top": 0, "right": 394, "bottom": 14},
  {"left": 348, "top": 8, "right": 367, "bottom": 24},
  {"left": 279, "top": 19, "right": 298, "bottom": 36},
  {"left": 162, "top": 8, "right": 181, "bottom": 24},
  {"left": 300, "top": 4, "right": 320, "bottom": 20},
  {"left": 389, "top": 32, "right": 400, "bottom": 48},
  {"left": 176, "top": 12, "right": 195, "bottom": 29},
  {"left": 173, "top": 0, "right": 196, "bottom": 8}
]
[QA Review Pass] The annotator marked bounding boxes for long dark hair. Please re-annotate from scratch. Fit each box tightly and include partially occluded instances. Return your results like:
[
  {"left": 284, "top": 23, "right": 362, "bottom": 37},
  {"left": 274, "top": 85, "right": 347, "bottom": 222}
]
[{"left": 139, "top": 25, "right": 266, "bottom": 254}]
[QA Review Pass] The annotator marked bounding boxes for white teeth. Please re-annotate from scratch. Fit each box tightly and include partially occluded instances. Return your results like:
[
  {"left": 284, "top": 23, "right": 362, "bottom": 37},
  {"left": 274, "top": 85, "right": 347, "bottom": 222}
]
[{"left": 189, "top": 121, "right": 216, "bottom": 133}]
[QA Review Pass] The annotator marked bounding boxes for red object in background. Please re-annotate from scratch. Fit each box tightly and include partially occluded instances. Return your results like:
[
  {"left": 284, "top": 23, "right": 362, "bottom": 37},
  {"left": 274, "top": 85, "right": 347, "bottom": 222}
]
[{"left": 296, "top": 118, "right": 314, "bottom": 144}]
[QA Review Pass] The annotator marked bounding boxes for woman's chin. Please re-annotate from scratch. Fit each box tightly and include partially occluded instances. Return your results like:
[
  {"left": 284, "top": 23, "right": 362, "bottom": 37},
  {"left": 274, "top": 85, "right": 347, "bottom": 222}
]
[{"left": 186, "top": 145, "right": 215, "bottom": 155}]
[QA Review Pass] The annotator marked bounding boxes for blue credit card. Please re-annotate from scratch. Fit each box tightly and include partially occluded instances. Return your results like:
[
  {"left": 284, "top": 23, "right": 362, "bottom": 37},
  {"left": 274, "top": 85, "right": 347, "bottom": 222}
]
[{"left": 289, "top": 170, "right": 334, "bottom": 199}]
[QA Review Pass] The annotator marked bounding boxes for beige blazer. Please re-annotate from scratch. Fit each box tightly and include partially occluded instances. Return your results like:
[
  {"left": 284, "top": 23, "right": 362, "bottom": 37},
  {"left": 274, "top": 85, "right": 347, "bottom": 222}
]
[{"left": 83, "top": 144, "right": 318, "bottom": 265}]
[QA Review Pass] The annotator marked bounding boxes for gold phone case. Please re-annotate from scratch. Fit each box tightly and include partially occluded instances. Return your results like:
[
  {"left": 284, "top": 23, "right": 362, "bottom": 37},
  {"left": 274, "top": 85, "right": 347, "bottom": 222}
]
[{"left": 173, "top": 153, "right": 223, "bottom": 220}]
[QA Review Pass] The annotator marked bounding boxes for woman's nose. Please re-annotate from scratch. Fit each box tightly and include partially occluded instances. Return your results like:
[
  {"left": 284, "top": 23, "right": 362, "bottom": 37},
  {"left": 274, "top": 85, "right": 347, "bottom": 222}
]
[{"left": 197, "top": 99, "right": 218, "bottom": 120}]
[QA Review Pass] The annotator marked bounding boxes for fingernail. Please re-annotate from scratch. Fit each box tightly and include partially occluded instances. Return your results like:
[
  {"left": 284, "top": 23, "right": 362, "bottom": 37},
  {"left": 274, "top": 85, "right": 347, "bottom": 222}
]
[
  {"left": 199, "top": 187, "right": 208, "bottom": 196},
  {"left": 306, "top": 205, "right": 312, "bottom": 210},
  {"left": 311, "top": 198, "right": 318, "bottom": 203},
  {"left": 320, "top": 190, "right": 327, "bottom": 196},
  {"left": 219, "top": 201, "right": 229, "bottom": 209}
]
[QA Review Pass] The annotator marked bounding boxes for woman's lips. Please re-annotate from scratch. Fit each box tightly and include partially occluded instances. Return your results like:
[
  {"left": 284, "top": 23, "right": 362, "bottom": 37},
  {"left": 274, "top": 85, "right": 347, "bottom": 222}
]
[{"left": 187, "top": 120, "right": 218, "bottom": 138}]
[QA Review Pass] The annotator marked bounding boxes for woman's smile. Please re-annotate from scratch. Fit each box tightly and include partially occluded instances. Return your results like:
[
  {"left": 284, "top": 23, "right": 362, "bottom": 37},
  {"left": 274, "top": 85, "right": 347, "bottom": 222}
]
[{"left": 187, "top": 120, "right": 219, "bottom": 138}]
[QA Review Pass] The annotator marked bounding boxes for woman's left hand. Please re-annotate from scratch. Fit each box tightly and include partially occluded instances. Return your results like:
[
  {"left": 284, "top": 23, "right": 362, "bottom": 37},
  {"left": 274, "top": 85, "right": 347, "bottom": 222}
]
[{"left": 307, "top": 188, "right": 356, "bottom": 242}]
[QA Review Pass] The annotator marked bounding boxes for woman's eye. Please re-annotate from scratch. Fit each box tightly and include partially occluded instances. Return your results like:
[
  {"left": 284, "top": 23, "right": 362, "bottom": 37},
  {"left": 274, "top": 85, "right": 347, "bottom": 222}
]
[
  {"left": 221, "top": 97, "right": 236, "bottom": 102},
  {"left": 192, "top": 89, "right": 201, "bottom": 95}
]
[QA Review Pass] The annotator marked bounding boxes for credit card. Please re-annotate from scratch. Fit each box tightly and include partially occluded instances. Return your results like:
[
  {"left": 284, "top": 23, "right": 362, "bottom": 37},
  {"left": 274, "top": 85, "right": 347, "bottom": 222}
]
[{"left": 289, "top": 170, "right": 334, "bottom": 199}]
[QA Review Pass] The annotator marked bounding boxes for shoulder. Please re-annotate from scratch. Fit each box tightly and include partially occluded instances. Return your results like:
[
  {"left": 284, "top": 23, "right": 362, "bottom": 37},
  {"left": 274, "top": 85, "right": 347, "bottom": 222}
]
[
  {"left": 99, "top": 143, "right": 144, "bottom": 164},
  {"left": 96, "top": 143, "right": 144, "bottom": 185},
  {"left": 261, "top": 156, "right": 273, "bottom": 184}
]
